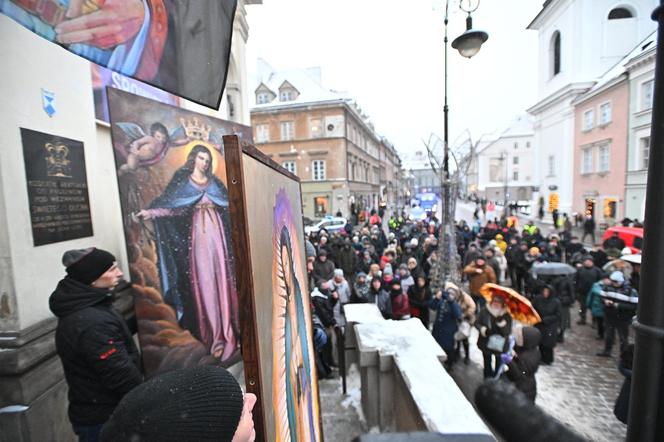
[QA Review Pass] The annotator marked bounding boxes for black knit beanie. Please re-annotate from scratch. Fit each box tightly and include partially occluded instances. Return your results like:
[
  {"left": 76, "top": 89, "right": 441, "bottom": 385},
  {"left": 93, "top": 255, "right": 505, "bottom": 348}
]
[
  {"left": 63, "top": 247, "right": 116, "bottom": 284},
  {"left": 100, "top": 365, "right": 244, "bottom": 442}
]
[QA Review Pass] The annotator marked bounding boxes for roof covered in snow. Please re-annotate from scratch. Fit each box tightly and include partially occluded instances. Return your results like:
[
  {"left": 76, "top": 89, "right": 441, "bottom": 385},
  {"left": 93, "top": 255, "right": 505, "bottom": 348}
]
[
  {"left": 251, "top": 59, "right": 349, "bottom": 109},
  {"left": 575, "top": 31, "right": 657, "bottom": 104}
]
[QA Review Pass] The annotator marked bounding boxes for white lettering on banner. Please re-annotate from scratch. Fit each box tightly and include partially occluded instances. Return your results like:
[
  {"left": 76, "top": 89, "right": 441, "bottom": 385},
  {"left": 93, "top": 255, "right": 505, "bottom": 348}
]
[{"left": 111, "top": 72, "right": 161, "bottom": 102}]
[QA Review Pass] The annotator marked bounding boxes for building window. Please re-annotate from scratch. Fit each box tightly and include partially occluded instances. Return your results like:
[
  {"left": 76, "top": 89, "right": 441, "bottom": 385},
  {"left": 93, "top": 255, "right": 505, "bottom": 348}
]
[
  {"left": 583, "top": 109, "right": 595, "bottom": 131},
  {"left": 641, "top": 136, "right": 651, "bottom": 170},
  {"left": 598, "top": 144, "right": 610, "bottom": 173},
  {"left": 513, "top": 171, "right": 519, "bottom": 181},
  {"left": 608, "top": 7, "right": 634, "bottom": 19},
  {"left": 280, "top": 90, "right": 293, "bottom": 102},
  {"left": 514, "top": 142, "right": 518, "bottom": 149},
  {"left": 282, "top": 161, "right": 296, "bottom": 175},
  {"left": 641, "top": 79, "right": 654, "bottom": 111},
  {"left": 526, "top": 141, "right": 531, "bottom": 148},
  {"left": 599, "top": 102, "right": 612, "bottom": 125},
  {"left": 513, "top": 156, "right": 519, "bottom": 165},
  {"left": 314, "top": 196, "right": 328, "bottom": 217},
  {"left": 548, "top": 155, "right": 556, "bottom": 176},
  {"left": 582, "top": 148, "right": 593, "bottom": 174},
  {"left": 551, "top": 31, "right": 561, "bottom": 76},
  {"left": 257, "top": 92, "right": 270, "bottom": 104},
  {"left": 310, "top": 119, "right": 322, "bottom": 138},
  {"left": 312, "top": 160, "right": 326, "bottom": 181},
  {"left": 280, "top": 121, "right": 294, "bottom": 141},
  {"left": 255, "top": 124, "right": 269, "bottom": 143}
]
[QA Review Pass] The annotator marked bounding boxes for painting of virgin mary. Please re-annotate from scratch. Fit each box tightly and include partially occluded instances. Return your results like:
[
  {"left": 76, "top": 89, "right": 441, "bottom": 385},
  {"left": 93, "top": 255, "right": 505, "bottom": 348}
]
[{"left": 138, "top": 144, "right": 239, "bottom": 360}]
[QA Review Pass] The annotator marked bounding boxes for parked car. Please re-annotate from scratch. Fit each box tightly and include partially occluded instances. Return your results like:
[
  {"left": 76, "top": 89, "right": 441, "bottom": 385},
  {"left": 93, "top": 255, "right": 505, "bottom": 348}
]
[
  {"left": 305, "top": 216, "right": 347, "bottom": 235},
  {"left": 602, "top": 226, "right": 643, "bottom": 253}
]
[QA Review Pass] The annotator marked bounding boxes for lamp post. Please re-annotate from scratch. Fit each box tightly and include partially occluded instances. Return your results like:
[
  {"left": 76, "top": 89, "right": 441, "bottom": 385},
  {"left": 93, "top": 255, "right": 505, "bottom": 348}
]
[
  {"left": 627, "top": 3, "right": 664, "bottom": 440},
  {"left": 433, "top": 0, "right": 488, "bottom": 290}
]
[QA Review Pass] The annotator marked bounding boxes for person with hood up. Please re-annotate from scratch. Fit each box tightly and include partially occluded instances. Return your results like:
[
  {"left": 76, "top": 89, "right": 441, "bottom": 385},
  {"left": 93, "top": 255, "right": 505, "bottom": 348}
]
[
  {"left": 408, "top": 275, "right": 432, "bottom": 328},
  {"left": 311, "top": 284, "right": 336, "bottom": 369},
  {"left": 352, "top": 272, "right": 371, "bottom": 303},
  {"left": 367, "top": 276, "right": 392, "bottom": 319},
  {"left": 494, "top": 234, "right": 508, "bottom": 254},
  {"left": 532, "top": 285, "right": 562, "bottom": 364},
  {"left": 476, "top": 295, "right": 513, "bottom": 378},
  {"left": 382, "top": 263, "right": 395, "bottom": 285},
  {"left": 49, "top": 248, "right": 142, "bottom": 441},
  {"left": 596, "top": 271, "right": 638, "bottom": 357},
  {"left": 397, "top": 263, "right": 415, "bottom": 294},
  {"left": 502, "top": 326, "right": 542, "bottom": 402},
  {"left": 445, "top": 281, "right": 476, "bottom": 365},
  {"left": 312, "top": 250, "right": 335, "bottom": 286},
  {"left": 464, "top": 256, "right": 497, "bottom": 311},
  {"left": 389, "top": 279, "right": 410, "bottom": 320},
  {"left": 430, "top": 288, "right": 462, "bottom": 369}
]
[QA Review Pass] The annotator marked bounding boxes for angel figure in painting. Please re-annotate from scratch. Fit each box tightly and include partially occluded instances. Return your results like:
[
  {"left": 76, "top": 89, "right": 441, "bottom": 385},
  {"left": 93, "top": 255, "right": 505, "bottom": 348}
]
[
  {"left": 273, "top": 223, "right": 318, "bottom": 441},
  {"left": 114, "top": 121, "right": 187, "bottom": 174},
  {"left": 137, "top": 144, "right": 238, "bottom": 361}
]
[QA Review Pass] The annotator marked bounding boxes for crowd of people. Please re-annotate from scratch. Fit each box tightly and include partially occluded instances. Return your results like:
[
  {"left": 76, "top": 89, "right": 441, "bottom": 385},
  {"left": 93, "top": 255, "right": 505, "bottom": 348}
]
[{"left": 305, "top": 207, "right": 640, "bottom": 417}]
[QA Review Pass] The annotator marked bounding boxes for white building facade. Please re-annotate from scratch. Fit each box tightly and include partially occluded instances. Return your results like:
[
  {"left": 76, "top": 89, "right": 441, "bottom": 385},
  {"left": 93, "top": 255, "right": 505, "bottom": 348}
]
[
  {"left": 477, "top": 115, "right": 537, "bottom": 204},
  {"left": 527, "top": 0, "right": 657, "bottom": 214},
  {"left": 624, "top": 38, "right": 657, "bottom": 220}
]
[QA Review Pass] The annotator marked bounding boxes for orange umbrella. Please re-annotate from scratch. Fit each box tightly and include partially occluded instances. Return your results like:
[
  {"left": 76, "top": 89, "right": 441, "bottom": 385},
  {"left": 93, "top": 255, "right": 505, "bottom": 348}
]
[{"left": 480, "top": 283, "right": 541, "bottom": 325}]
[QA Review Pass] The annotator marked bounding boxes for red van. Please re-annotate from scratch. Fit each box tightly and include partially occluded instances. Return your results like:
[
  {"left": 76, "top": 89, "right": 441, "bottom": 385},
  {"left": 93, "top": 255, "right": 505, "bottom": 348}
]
[{"left": 602, "top": 226, "right": 644, "bottom": 253}]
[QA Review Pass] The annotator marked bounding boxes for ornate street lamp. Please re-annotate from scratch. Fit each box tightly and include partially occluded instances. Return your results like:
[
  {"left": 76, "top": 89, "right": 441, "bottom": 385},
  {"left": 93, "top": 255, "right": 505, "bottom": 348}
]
[{"left": 432, "top": 0, "right": 488, "bottom": 291}]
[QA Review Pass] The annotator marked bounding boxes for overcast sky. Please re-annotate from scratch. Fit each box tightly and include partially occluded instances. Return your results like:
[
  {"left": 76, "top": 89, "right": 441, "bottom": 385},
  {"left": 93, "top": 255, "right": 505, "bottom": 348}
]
[{"left": 246, "top": 0, "right": 544, "bottom": 159}]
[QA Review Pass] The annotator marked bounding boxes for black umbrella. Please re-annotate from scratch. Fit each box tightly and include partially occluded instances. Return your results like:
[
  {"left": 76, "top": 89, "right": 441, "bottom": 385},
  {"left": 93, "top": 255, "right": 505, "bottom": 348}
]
[{"left": 530, "top": 262, "right": 576, "bottom": 276}]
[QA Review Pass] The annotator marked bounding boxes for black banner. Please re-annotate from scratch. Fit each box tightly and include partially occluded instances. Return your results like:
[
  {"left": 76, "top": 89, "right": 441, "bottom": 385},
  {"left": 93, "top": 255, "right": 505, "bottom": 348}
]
[{"left": 20, "top": 128, "right": 93, "bottom": 246}]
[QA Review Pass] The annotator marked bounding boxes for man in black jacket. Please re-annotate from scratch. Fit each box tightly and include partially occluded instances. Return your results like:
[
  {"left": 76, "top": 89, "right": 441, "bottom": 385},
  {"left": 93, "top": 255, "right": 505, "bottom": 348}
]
[
  {"left": 574, "top": 256, "right": 603, "bottom": 325},
  {"left": 49, "top": 248, "right": 142, "bottom": 442}
]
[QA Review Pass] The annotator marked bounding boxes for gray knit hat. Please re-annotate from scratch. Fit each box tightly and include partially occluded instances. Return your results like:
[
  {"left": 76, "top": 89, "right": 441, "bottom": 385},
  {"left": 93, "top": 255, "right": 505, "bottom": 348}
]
[{"left": 100, "top": 365, "right": 244, "bottom": 442}]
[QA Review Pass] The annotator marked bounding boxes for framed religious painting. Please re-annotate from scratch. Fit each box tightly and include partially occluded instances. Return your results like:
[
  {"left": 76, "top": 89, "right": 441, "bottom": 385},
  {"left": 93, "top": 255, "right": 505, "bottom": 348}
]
[
  {"left": 225, "top": 135, "right": 323, "bottom": 442},
  {"left": 107, "top": 88, "right": 252, "bottom": 376}
]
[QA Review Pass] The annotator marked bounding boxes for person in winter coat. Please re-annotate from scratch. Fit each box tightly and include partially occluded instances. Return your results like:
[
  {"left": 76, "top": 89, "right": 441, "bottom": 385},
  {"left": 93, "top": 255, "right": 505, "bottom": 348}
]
[
  {"left": 552, "top": 274, "right": 575, "bottom": 343},
  {"left": 406, "top": 256, "right": 424, "bottom": 281},
  {"left": 312, "top": 251, "right": 335, "bottom": 286},
  {"left": 614, "top": 344, "right": 634, "bottom": 424},
  {"left": 311, "top": 285, "right": 337, "bottom": 369},
  {"left": 586, "top": 279, "right": 607, "bottom": 339},
  {"left": 494, "top": 234, "right": 508, "bottom": 254},
  {"left": 336, "top": 239, "right": 358, "bottom": 281},
  {"left": 596, "top": 271, "right": 638, "bottom": 357},
  {"left": 464, "top": 256, "right": 497, "bottom": 311},
  {"left": 397, "top": 264, "right": 415, "bottom": 294},
  {"left": 574, "top": 256, "right": 603, "bottom": 325},
  {"left": 514, "top": 242, "right": 532, "bottom": 294},
  {"left": 356, "top": 250, "right": 374, "bottom": 275},
  {"left": 390, "top": 279, "right": 411, "bottom": 320},
  {"left": 367, "top": 277, "right": 392, "bottom": 319},
  {"left": 430, "top": 289, "right": 462, "bottom": 369},
  {"left": 49, "top": 248, "right": 142, "bottom": 441},
  {"left": 352, "top": 272, "right": 371, "bottom": 303},
  {"left": 476, "top": 295, "right": 513, "bottom": 378},
  {"left": 328, "top": 269, "right": 351, "bottom": 327},
  {"left": 503, "top": 326, "right": 542, "bottom": 402},
  {"left": 445, "top": 281, "right": 476, "bottom": 365},
  {"left": 408, "top": 275, "right": 432, "bottom": 328},
  {"left": 532, "top": 285, "right": 562, "bottom": 364}
]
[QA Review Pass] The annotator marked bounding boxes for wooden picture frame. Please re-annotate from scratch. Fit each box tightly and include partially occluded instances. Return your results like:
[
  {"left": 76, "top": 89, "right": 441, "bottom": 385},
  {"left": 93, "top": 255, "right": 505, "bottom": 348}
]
[{"left": 224, "top": 135, "right": 323, "bottom": 442}]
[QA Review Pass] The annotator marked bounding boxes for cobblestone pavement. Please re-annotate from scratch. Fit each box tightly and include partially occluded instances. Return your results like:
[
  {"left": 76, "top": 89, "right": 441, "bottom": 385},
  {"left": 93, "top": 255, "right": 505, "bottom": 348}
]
[
  {"left": 319, "top": 364, "right": 368, "bottom": 441},
  {"left": 449, "top": 315, "right": 628, "bottom": 442}
]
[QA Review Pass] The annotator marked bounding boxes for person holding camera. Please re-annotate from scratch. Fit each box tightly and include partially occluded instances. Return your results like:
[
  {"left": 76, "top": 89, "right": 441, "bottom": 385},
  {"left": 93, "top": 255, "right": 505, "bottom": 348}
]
[{"left": 476, "top": 294, "right": 513, "bottom": 378}]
